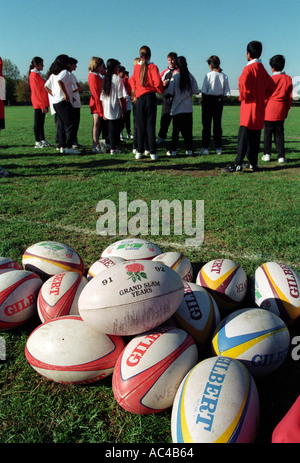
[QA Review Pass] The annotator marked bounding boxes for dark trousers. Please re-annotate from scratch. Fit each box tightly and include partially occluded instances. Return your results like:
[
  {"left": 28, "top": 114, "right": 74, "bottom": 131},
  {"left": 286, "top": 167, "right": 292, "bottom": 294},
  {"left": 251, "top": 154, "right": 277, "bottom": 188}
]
[
  {"left": 120, "top": 109, "right": 131, "bottom": 135},
  {"left": 53, "top": 100, "right": 75, "bottom": 148},
  {"left": 73, "top": 107, "right": 80, "bottom": 142},
  {"left": 158, "top": 99, "right": 172, "bottom": 139},
  {"left": 201, "top": 95, "right": 224, "bottom": 148},
  {"left": 235, "top": 125, "right": 261, "bottom": 167},
  {"left": 171, "top": 112, "right": 193, "bottom": 151},
  {"left": 264, "top": 120, "right": 285, "bottom": 158},
  {"left": 136, "top": 92, "right": 157, "bottom": 154},
  {"left": 107, "top": 119, "right": 121, "bottom": 150},
  {"left": 34, "top": 109, "right": 46, "bottom": 142}
]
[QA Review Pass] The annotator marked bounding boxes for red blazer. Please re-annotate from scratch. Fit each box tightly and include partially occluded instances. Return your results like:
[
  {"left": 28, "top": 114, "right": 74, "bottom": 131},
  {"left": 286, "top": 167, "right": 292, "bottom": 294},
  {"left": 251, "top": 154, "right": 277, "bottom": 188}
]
[
  {"left": 130, "top": 62, "right": 163, "bottom": 99},
  {"left": 88, "top": 72, "right": 103, "bottom": 116},
  {"left": 239, "top": 61, "right": 275, "bottom": 130},
  {"left": 265, "top": 73, "right": 293, "bottom": 121},
  {"left": 29, "top": 71, "right": 49, "bottom": 110}
]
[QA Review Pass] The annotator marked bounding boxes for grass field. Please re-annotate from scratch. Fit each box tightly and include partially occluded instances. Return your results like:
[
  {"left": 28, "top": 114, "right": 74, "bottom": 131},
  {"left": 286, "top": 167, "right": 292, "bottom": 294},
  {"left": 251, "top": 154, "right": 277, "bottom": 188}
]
[{"left": 0, "top": 103, "right": 299, "bottom": 444}]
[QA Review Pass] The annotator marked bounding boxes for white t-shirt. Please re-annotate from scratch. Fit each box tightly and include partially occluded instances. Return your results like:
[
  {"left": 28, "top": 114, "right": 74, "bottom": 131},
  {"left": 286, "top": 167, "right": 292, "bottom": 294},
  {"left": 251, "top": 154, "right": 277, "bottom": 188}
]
[
  {"left": 167, "top": 73, "right": 199, "bottom": 115},
  {"left": 70, "top": 73, "right": 81, "bottom": 108},
  {"left": 100, "top": 74, "right": 127, "bottom": 120},
  {"left": 201, "top": 70, "right": 230, "bottom": 96},
  {"left": 45, "top": 70, "right": 74, "bottom": 105}
]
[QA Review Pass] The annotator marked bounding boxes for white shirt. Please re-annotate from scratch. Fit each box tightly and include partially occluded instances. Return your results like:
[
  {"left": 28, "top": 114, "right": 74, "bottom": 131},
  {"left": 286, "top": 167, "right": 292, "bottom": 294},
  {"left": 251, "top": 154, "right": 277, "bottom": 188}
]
[
  {"left": 201, "top": 70, "right": 230, "bottom": 96},
  {"left": 70, "top": 73, "right": 81, "bottom": 108},
  {"left": 45, "top": 70, "right": 74, "bottom": 105},
  {"left": 100, "top": 74, "right": 127, "bottom": 120},
  {"left": 167, "top": 72, "right": 199, "bottom": 115}
]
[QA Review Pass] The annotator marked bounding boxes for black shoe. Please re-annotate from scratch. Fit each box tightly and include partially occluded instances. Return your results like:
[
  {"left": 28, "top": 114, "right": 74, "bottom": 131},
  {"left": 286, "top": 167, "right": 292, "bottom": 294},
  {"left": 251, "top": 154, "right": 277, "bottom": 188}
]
[
  {"left": 242, "top": 162, "right": 259, "bottom": 171},
  {"left": 222, "top": 164, "right": 243, "bottom": 173}
]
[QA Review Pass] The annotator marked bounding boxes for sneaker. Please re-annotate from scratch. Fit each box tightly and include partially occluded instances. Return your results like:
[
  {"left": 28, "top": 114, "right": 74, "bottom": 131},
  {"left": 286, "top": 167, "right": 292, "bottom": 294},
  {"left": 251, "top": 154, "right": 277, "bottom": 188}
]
[
  {"left": 242, "top": 162, "right": 259, "bottom": 171},
  {"left": 64, "top": 147, "right": 81, "bottom": 154},
  {"left": 216, "top": 148, "right": 222, "bottom": 155},
  {"left": 59, "top": 147, "right": 65, "bottom": 153},
  {"left": 156, "top": 137, "right": 165, "bottom": 144},
  {"left": 278, "top": 157, "right": 286, "bottom": 164},
  {"left": 35, "top": 141, "right": 44, "bottom": 148},
  {"left": 262, "top": 154, "right": 271, "bottom": 162},
  {"left": 128, "top": 134, "right": 134, "bottom": 140},
  {"left": 167, "top": 150, "right": 177, "bottom": 157},
  {"left": 41, "top": 139, "right": 51, "bottom": 147},
  {"left": 120, "top": 132, "right": 127, "bottom": 141},
  {"left": 185, "top": 150, "right": 193, "bottom": 156},
  {"left": 135, "top": 152, "right": 143, "bottom": 160},
  {"left": 92, "top": 145, "right": 102, "bottom": 153},
  {"left": 222, "top": 164, "right": 243, "bottom": 173},
  {"left": 100, "top": 139, "right": 110, "bottom": 153},
  {"left": 199, "top": 148, "right": 210, "bottom": 155},
  {"left": 150, "top": 153, "right": 159, "bottom": 161},
  {"left": 0, "top": 167, "right": 9, "bottom": 178},
  {"left": 144, "top": 150, "right": 150, "bottom": 156},
  {"left": 110, "top": 149, "right": 122, "bottom": 155}
]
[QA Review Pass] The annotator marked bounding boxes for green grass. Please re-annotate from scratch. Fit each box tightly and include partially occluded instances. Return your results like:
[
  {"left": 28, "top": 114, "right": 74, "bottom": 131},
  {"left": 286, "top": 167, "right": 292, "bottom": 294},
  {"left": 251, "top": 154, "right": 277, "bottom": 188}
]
[{"left": 0, "top": 104, "right": 299, "bottom": 444}]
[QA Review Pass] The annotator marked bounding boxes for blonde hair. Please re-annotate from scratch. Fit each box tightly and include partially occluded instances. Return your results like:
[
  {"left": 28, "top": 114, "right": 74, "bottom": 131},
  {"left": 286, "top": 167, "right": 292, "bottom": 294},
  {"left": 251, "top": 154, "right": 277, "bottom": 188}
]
[
  {"left": 133, "top": 57, "right": 140, "bottom": 67},
  {"left": 139, "top": 45, "right": 151, "bottom": 87},
  {"left": 88, "top": 56, "right": 104, "bottom": 72}
]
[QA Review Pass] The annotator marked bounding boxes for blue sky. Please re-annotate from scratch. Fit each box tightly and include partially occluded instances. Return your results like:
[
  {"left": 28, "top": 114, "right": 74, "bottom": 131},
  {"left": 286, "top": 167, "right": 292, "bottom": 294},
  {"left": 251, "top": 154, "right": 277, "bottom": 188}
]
[{"left": 0, "top": 0, "right": 299, "bottom": 90}]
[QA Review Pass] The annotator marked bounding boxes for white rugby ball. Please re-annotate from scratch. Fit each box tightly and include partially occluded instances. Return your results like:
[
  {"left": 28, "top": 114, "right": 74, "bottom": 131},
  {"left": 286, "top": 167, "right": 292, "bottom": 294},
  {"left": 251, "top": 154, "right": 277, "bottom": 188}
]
[
  {"left": 0, "top": 257, "right": 22, "bottom": 275},
  {"left": 171, "top": 356, "right": 260, "bottom": 443},
  {"left": 112, "top": 326, "right": 198, "bottom": 414},
  {"left": 101, "top": 238, "right": 162, "bottom": 260},
  {"left": 37, "top": 271, "right": 88, "bottom": 323},
  {"left": 0, "top": 270, "right": 42, "bottom": 330},
  {"left": 25, "top": 316, "right": 125, "bottom": 384},
  {"left": 173, "top": 282, "right": 220, "bottom": 345},
  {"left": 196, "top": 259, "right": 247, "bottom": 309},
  {"left": 212, "top": 308, "right": 290, "bottom": 376},
  {"left": 22, "top": 241, "right": 85, "bottom": 281},
  {"left": 152, "top": 252, "right": 193, "bottom": 282},
  {"left": 87, "top": 256, "right": 125, "bottom": 280},
  {"left": 79, "top": 260, "right": 184, "bottom": 336},
  {"left": 253, "top": 262, "right": 300, "bottom": 325}
]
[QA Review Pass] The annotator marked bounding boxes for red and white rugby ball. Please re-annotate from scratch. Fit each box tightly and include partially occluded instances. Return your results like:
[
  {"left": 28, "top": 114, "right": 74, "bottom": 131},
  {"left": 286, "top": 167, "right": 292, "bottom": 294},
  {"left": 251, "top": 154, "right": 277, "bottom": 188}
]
[
  {"left": 196, "top": 259, "right": 247, "bottom": 309},
  {"left": 112, "top": 326, "right": 198, "bottom": 414},
  {"left": 171, "top": 356, "right": 260, "bottom": 443},
  {"left": 79, "top": 260, "right": 184, "bottom": 336},
  {"left": 37, "top": 271, "right": 88, "bottom": 323},
  {"left": 101, "top": 238, "right": 162, "bottom": 260},
  {"left": 0, "top": 270, "right": 42, "bottom": 330},
  {"left": 173, "top": 282, "right": 220, "bottom": 345},
  {"left": 253, "top": 262, "right": 300, "bottom": 325},
  {"left": 25, "top": 316, "right": 125, "bottom": 384},
  {"left": 212, "top": 308, "right": 290, "bottom": 376},
  {"left": 152, "top": 252, "right": 193, "bottom": 282},
  {"left": 87, "top": 256, "right": 125, "bottom": 280},
  {"left": 22, "top": 241, "right": 85, "bottom": 281},
  {"left": 0, "top": 257, "right": 22, "bottom": 275}
]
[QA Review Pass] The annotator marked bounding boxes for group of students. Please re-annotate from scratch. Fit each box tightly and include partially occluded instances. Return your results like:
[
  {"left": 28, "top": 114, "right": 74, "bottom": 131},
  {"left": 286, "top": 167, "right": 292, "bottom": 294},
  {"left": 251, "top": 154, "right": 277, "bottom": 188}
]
[{"left": 0, "top": 40, "right": 294, "bottom": 177}]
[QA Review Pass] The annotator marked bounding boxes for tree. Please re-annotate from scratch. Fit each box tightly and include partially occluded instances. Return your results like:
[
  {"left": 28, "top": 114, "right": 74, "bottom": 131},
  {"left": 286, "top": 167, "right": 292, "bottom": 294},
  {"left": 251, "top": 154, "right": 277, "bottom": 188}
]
[
  {"left": 2, "top": 58, "right": 21, "bottom": 105},
  {"left": 15, "top": 78, "right": 31, "bottom": 105}
]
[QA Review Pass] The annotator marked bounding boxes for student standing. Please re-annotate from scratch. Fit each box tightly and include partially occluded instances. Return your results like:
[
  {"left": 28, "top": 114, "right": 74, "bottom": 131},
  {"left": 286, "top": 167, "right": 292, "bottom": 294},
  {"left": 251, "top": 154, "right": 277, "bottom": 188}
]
[
  {"left": 262, "top": 55, "right": 293, "bottom": 164},
  {"left": 223, "top": 41, "right": 275, "bottom": 172},
  {"left": 45, "top": 54, "right": 80, "bottom": 154},
  {"left": 100, "top": 59, "right": 128, "bottom": 155},
  {"left": 88, "top": 57, "right": 109, "bottom": 153},
  {"left": 166, "top": 56, "right": 199, "bottom": 157},
  {"left": 130, "top": 45, "right": 163, "bottom": 160},
  {"left": 28, "top": 57, "right": 51, "bottom": 148},
  {"left": 68, "top": 57, "right": 82, "bottom": 148},
  {"left": 199, "top": 55, "right": 230, "bottom": 155},
  {"left": 157, "top": 52, "right": 178, "bottom": 144}
]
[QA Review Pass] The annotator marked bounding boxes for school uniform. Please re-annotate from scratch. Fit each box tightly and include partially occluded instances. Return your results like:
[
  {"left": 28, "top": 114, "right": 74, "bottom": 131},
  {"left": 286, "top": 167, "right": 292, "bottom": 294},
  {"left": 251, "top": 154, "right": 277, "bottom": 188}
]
[
  {"left": 70, "top": 72, "right": 81, "bottom": 144},
  {"left": 264, "top": 72, "right": 293, "bottom": 159},
  {"left": 130, "top": 62, "right": 163, "bottom": 154},
  {"left": 29, "top": 69, "right": 49, "bottom": 142},
  {"left": 88, "top": 71, "right": 108, "bottom": 142},
  {"left": 201, "top": 70, "right": 230, "bottom": 149},
  {"left": 235, "top": 59, "right": 275, "bottom": 167},
  {"left": 158, "top": 67, "right": 178, "bottom": 139}
]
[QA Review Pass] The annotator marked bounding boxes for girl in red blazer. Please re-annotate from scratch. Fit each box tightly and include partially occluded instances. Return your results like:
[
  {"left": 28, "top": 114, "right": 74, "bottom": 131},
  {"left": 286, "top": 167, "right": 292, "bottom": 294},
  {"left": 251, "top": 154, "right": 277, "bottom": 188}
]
[
  {"left": 29, "top": 57, "right": 50, "bottom": 148},
  {"left": 129, "top": 46, "right": 163, "bottom": 160}
]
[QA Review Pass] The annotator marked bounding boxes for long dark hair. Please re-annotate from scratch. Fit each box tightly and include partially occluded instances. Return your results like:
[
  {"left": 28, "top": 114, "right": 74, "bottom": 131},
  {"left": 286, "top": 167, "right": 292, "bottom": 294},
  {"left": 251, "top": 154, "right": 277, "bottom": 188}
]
[
  {"left": 176, "top": 56, "right": 192, "bottom": 93},
  {"left": 28, "top": 56, "right": 43, "bottom": 75},
  {"left": 139, "top": 45, "right": 151, "bottom": 87},
  {"left": 48, "top": 54, "right": 70, "bottom": 77},
  {"left": 102, "top": 58, "right": 120, "bottom": 96}
]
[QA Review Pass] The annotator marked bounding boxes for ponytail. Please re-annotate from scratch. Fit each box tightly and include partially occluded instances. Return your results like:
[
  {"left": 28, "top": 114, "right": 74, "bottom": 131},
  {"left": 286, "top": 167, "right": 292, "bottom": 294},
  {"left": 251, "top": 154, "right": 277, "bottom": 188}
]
[{"left": 139, "top": 45, "right": 151, "bottom": 87}]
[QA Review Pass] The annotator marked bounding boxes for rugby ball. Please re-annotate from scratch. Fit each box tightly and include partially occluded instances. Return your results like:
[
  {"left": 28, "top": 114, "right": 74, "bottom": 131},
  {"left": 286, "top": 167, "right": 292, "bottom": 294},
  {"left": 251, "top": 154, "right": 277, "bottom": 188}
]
[
  {"left": 78, "top": 260, "right": 184, "bottom": 336},
  {"left": 87, "top": 256, "right": 125, "bottom": 280},
  {"left": 0, "top": 257, "right": 22, "bottom": 275},
  {"left": 22, "top": 241, "right": 85, "bottom": 281},
  {"left": 171, "top": 356, "right": 260, "bottom": 443},
  {"left": 253, "top": 262, "right": 300, "bottom": 325},
  {"left": 101, "top": 238, "right": 162, "bottom": 260},
  {"left": 25, "top": 316, "right": 125, "bottom": 384},
  {"left": 112, "top": 326, "right": 198, "bottom": 414},
  {"left": 196, "top": 259, "right": 247, "bottom": 309},
  {"left": 212, "top": 308, "right": 290, "bottom": 376},
  {"left": 173, "top": 282, "right": 220, "bottom": 345},
  {"left": 152, "top": 252, "right": 193, "bottom": 282},
  {"left": 0, "top": 270, "right": 42, "bottom": 330},
  {"left": 37, "top": 271, "right": 88, "bottom": 323}
]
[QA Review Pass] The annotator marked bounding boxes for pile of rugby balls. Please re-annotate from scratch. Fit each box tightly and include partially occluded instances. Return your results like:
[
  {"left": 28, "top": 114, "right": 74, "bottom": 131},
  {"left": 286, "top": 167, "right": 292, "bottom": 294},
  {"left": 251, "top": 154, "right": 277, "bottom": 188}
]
[{"left": 0, "top": 237, "right": 298, "bottom": 443}]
